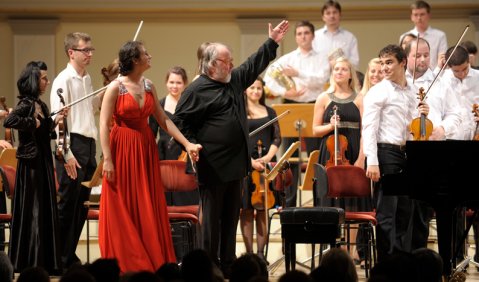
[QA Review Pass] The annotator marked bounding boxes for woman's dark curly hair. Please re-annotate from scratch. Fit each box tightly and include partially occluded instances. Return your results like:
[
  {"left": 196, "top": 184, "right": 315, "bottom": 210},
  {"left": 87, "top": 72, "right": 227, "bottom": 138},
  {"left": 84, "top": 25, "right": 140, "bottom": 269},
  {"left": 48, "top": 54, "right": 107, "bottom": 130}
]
[{"left": 118, "top": 41, "right": 143, "bottom": 76}]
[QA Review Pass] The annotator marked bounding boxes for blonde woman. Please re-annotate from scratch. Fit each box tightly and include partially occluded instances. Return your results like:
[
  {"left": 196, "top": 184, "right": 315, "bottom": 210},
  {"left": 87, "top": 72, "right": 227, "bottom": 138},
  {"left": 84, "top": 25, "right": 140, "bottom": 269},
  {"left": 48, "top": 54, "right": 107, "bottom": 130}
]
[{"left": 360, "top": 58, "right": 384, "bottom": 96}]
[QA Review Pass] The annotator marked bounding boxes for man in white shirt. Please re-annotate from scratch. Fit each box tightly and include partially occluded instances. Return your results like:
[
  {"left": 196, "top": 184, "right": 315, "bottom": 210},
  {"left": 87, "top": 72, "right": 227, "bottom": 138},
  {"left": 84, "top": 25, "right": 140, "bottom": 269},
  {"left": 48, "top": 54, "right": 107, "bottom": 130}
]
[
  {"left": 312, "top": 0, "right": 360, "bottom": 69},
  {"left": 362, "top": 44, "right": 429, "bottom": 262},
  {"left": 440, "top": 45, "right": 479, "bottom": 264},
  {"left": 50, "top": 32, "right": 103, "bottom": 269},
  {"left": 399, "top": 0, "right": 448, "bottom": 70},
  {"left": 404, "top": 37, "right": 461, "bottom": 252},
  {"left": 264, "top": 20, "right": 329, "bottom": 207}
]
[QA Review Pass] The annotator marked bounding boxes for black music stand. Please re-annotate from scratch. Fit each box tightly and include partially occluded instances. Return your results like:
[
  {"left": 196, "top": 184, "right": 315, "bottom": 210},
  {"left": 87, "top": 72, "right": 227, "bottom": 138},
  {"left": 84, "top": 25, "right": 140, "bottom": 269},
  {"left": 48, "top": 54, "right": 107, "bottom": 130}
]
[
  {"left": 272, "top": 103, "right": 315, "bottom": 206},
  {"left": 406, "top": 140, "right": 479, "bottom": 279}
]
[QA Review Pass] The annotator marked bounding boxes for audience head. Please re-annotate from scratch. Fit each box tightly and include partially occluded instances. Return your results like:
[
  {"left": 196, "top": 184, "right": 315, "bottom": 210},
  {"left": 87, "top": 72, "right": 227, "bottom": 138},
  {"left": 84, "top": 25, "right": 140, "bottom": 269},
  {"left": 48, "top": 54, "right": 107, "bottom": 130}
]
[
  {"left": 369, "top": 251, "right": 420, "bottom": 282},
  {"left": 17, "top": 266, "right": 50, "bottom": 282},
  {"left": 155, "top": 262, "right": 182, "bottom": 282},
  {"left": 279, "top": 269, "right": 313, "bottom": 282},
  {"left": 126, "top": 271, "right": 161, "bottom": 282},
  {"left": 230, "top": 253, "right": 268, "bottom": 282},
  {"left": 310, "top": 248, "right": 358, "bottom": 282},
  {"left": 101, "top": 58, "right": 120, "bottom": 86},
  {"left": 181, "top": 249, "right": 223, "bottom": 282},
  {"left": 60, "top": 264, "right": 95, "bottom": 282},
  {"left": 0, "top": 252, "right": 13, "bottom": 282},
  {"left": 85, "top": 258, "right": 120, "bottom": 282},
  {"left": 412, "top": 248, "right": 443, "bottom": 282}
]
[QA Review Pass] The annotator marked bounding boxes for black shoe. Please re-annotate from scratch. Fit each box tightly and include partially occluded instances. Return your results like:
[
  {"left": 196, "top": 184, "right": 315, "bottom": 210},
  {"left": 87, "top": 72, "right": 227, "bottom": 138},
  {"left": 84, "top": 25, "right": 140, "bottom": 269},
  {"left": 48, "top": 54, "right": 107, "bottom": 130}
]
[{"left": 257, "top": 252, "right": 270, "bottom": 266}]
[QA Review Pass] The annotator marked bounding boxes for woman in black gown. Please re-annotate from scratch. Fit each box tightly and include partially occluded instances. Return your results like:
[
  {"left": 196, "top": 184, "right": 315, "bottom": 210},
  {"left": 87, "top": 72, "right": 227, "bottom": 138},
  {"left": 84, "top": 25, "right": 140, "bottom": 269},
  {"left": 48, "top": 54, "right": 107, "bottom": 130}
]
[
  {"left": 5, "top": 61, "right": 66, "bottom": 275},
  {"left": 240, "top": 77, "right": 281, "bottom": 264}
]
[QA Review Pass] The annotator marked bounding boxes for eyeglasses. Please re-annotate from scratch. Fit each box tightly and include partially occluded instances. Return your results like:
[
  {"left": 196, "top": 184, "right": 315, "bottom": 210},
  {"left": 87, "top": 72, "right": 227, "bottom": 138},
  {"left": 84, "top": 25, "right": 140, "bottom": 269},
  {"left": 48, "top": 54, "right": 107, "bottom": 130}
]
[
  {"left": 215, "top": 58, "right": 233, "bottom": 65},
  {"left": 72, "top": 48, "right": 95, "bottom": 55}
]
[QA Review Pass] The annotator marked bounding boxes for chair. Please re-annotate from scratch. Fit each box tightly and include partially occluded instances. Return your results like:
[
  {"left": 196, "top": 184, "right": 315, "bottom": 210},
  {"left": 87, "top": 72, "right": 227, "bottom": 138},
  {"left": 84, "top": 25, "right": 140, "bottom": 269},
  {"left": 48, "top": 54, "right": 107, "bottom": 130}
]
[
  {"left": 0, "top": 148, "right": 17, "bottom": 168},
  {"left": 159, "top": 160, "right": 200, "bottom": 262},
  {"left": 81, "top": 159, "right": 103, "bottom": 263},
  {"left": 0, "top": 165, "right": 16, "bottom": 249},
  {"left": 324, "top": 165, "right": 377, "bottom": 278}
]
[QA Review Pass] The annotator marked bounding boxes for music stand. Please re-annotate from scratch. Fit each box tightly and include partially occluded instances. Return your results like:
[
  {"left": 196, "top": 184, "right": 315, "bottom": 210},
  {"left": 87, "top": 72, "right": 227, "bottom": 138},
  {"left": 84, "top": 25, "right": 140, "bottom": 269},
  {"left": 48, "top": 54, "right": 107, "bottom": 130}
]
[
  {"left": 272, "top": 103, "right": 315, "bottom": 206},
  {"left": 406, "top": 140, "right": 479, "bottom": 279}
]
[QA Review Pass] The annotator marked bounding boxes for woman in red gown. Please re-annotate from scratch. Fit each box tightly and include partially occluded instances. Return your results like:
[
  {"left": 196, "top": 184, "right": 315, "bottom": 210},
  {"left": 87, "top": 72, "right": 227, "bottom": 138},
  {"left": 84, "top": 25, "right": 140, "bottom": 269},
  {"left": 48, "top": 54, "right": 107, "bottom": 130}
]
[{"left": 99, "top": 41, "right": 201, "bottom": 273}]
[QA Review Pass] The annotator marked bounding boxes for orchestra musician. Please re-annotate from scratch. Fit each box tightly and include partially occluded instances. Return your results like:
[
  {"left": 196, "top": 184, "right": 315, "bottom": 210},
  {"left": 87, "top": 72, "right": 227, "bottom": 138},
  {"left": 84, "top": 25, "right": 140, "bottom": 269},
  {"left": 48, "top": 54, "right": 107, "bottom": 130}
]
[
  {"left": 172, "top": 20, "right": 289, "bottom": 278},
  {"left": 440, "top": 45, "right": 479, "bottom": 264},
  {"left": 362, "top": 44, "right": 430, "bottom": 262},
  {"left": 264, "top": 20, "right": 329, "bottom": 208},
  {"left": 312, "top": 57, "right": 369, "bottom": 262},
  {"left": 404, "top": 37, "right": 461, "bottom": 251},
  {"left": 240, "top": 77, "right": 281, "bottom": 265},
  {"left": 399, "top": 1, "right": 448, "bottom": 70},
  {"left": 5, "top": 61, "right": 68, "bottom": 275},
  {"left": 50, "top": 32, "right": 103, "bottom": 269}
]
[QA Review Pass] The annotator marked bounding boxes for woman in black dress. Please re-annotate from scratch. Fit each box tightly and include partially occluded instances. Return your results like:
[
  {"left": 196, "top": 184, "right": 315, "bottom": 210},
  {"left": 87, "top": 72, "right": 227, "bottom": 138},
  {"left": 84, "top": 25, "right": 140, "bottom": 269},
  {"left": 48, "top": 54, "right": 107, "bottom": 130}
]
[
  {"left": 5, "top": 61, "right": 66, "bottom": 275},
  {"left": 240, "top": 77, "right": 281, "bottom": 264}
]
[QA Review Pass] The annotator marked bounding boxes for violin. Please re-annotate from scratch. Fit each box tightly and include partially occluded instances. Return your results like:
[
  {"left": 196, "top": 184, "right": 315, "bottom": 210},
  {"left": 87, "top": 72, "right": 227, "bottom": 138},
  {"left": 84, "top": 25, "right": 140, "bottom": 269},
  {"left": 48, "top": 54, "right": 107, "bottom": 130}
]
[
  {"left": 56, "top": 88, "right": 69, "bottom": 161},
  {"left": 325, "top": 105, "right": 350, "bottom": 168},
  {"left": 250, "top": 139, "right": 275, "bottom": 211},
  {"left": 472, "top": 104, "right": 479, "bottom": 141},
  {"left": 0, "top": 97, "right": 14, "bottom": 146},
  {"left": 409, "top": 87, "right": 433, "bottom": 140}
]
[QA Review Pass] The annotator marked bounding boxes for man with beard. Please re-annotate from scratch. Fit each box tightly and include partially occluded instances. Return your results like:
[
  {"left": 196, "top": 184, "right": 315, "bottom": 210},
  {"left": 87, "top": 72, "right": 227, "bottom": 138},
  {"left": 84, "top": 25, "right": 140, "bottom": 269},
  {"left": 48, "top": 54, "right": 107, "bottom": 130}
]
[{"left": 173, "top": 20, "right": 289, "bottom": 278}]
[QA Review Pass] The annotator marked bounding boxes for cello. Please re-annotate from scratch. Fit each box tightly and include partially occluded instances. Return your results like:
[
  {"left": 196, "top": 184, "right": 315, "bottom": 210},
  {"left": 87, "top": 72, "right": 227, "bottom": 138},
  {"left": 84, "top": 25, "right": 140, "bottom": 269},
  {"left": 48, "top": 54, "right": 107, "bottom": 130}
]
[
  {"left": 0, "top": 97, "right": 14, "bottom": 146},
  {"left": 250, "top": 139, "right": 275, "bottom": 210},
  {"left": 55, "top": 88, "right": 69, "bottom": 162},
  {"left": 325, "top": 105, "right": 350, "bottom": 168},
  {"left": 409, "top": 87, "right": 433, "bottom": 140},
  {"left": 472, "top": 104, "right": 479, "bottom": 141}
]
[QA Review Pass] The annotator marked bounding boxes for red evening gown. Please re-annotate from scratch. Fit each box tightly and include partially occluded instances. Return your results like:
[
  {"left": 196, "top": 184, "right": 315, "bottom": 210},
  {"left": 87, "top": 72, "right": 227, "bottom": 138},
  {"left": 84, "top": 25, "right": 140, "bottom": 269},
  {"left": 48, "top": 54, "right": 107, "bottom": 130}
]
[{"left": 99, "top": 80, "right": 176, "bottom": 273}]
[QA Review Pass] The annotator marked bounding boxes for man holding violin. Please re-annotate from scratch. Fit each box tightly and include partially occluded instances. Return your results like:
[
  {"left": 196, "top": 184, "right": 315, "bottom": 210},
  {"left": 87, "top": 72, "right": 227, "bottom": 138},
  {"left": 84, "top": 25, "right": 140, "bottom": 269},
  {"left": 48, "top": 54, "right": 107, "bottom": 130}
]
[
  {"left": 362, "top": 44, "right": 430, "bottom": 262},
  {"left": 404, "top": 37, "right": 461, "bottom": 252}
]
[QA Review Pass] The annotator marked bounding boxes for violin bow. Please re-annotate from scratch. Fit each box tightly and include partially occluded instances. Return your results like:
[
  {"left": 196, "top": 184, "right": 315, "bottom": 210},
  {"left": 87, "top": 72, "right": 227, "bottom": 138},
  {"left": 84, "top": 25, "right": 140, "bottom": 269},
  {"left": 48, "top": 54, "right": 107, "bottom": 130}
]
[
  {"left": 249, "top": 110, "right": 290, "bottom": 138},
  {"left": 49, "top": 20, "right": 145, "bottom": 117},
  {"left": 424, "top": 25, "right": 469, "bottom": 99}
]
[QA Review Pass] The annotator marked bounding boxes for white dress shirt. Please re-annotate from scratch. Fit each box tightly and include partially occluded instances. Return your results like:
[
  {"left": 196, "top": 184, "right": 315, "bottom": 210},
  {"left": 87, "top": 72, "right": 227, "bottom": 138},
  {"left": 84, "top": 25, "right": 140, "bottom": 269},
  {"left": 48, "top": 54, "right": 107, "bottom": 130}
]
[
  {"left": 312, "top": 26, "right": 360, "bottom": 68},
  {"left": 440, "top": 67, "right": 479, "bottom": 140},
  {"left": 362, "top": 80, "right": 418, "bottom": 166},
  {"left": 400, "top": 26, "right": 448, "bottom": 69},
  {"left": 50, "top": 63, "right": 100, "bottom": 159},
  {"left": 264, "top": 48, "right": 330, "bottom": 103},
  {"left": 405, "top": 68, "right": 461, "bottom": 139}
]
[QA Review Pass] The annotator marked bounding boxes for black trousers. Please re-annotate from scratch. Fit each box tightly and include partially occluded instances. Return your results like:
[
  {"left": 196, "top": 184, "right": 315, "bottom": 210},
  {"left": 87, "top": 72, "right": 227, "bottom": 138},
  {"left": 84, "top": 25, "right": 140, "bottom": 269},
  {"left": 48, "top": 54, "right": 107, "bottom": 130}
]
[
  {"left": 411, "top": 199, "right": 434, "bottom": 250},
  {"left": 55, "top": 133, "right": 96, "bottom": 268},
  {"left": 375, "top": 146, "right": 414, "bottom": 262},
  {"left": 198, "top": 178, "right": 242, "bottom": 275}
]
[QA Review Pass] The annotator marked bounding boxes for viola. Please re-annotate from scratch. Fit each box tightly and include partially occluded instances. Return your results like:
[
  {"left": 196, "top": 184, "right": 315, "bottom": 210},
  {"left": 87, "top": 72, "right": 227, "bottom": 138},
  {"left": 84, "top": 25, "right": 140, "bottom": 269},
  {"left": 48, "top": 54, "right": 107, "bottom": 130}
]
[
  {"left": 0, "top": 97, "right": 14, "bottom": 146},
  {"left": 325, "top": 105, "right": 350, "bottom": 168},
  {"left": 472, "top": 104, "right": 479, "bottom": 141},
  {"left": 409, "top": 87, "right": 433, "bottom": 141},
  {"left": 250, "top": 139, "right": 275, "bottom": 210},
  {"left": 56, "top": 88, "right": 69, "bottom": 161}
]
